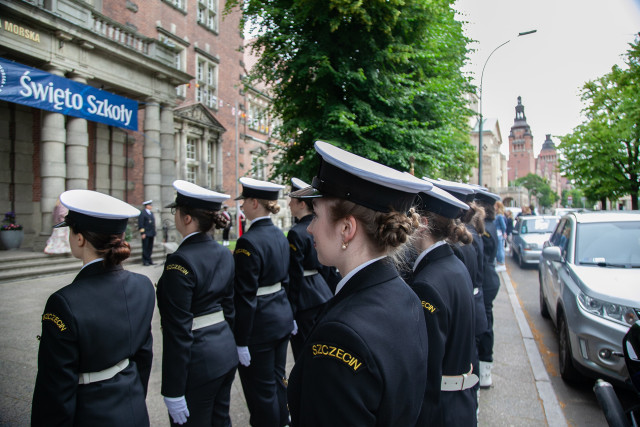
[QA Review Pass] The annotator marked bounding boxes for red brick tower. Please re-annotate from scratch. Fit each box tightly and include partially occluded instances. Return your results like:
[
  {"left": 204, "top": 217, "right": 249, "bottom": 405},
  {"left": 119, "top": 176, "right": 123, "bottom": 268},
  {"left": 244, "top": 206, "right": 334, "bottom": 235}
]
[{"left": 507, "top": 96, "right": 536, "bottom": 182}]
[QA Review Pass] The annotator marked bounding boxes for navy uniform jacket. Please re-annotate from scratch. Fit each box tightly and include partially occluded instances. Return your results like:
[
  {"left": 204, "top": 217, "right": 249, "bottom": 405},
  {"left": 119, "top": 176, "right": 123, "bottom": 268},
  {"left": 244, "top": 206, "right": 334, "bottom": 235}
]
[
  {"left": 32, "top": 263, "right": 155, "bottom": 426},
  {"left": 482, "top": 220, "right": 500, "bottom": 292},
  {"left": 138, "top": 210, "right": 156, "bottom": 237},
  {"left": 410, "top": 244, "right": 477, "bottom": 426},
  {"left": 455, "top": 225, "right": 488, "bottom": 336},
  {"left": 233, "top": 218, "right": 293, "bottom": 346},
  {"left": 287, "top": 259, "right": 428, "bottom": 426},
  {"left": 156, "top": 232, "right": 238, "bottom": 397},
  {"left": 286, "top": 214, "right": 333, "bottom": 314}
]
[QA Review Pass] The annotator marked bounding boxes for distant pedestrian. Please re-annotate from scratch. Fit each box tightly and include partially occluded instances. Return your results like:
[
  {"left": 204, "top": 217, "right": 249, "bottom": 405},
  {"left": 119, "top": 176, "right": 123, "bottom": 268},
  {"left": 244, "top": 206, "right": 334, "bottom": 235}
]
[
  {"left": 505, "top": 210, "right": 514, "bottom": 249},
  {"left": 138, "top": 200, "right": 156, "bottom": 265},
  {"left": 32, "top": 190, "right": 155, "bottom": 426},
  {"left": 238, "top": 209, "right": 246, "bottom": 237},
  {"left": 233, "top": 177, "right": 294, "bottom": 427},
  {"left": 494, "top": 201, "right": 507, "bottom": 271},
  {"left": 516, "top": 205, "right": 531, "bottom": 220},
  {"left": 43, "top": 197, "right": 71, "bottom": 255},
  {"left": 221, "top": 205, "right": 232, "bottom": 246},
  {"left": 157, "top": 180, "right": 237, "bottom": 426}
]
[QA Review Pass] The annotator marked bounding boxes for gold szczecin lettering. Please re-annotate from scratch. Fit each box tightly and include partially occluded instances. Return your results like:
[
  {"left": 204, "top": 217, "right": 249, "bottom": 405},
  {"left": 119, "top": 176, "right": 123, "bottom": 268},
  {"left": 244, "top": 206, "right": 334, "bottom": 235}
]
[
  {"left": 166, "top": 264, "right": 189, "bottom": 275},
  {"left": 234, "top": 249, "right": 251, "bottom": 257},
  {"left": 311, "top": 343, "right": 363, "bottom": 372},
  {"left": 42, "top": 313, "right": 67, "bottom": 331},
  {"left": 422, "top": 300, "right": 438, "bottom": 313}
]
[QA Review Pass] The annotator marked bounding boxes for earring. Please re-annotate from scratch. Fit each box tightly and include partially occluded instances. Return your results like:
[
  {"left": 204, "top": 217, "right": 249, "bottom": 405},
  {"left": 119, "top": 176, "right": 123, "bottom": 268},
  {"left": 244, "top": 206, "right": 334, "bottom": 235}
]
[{"left": 341, "top": 241, "right": 349, "bottom": 250}]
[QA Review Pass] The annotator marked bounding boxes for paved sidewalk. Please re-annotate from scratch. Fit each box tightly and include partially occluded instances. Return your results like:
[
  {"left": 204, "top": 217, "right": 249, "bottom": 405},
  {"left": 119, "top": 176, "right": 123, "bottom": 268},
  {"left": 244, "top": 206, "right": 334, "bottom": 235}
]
[{"left": 0, "top": 263, "right": 565, "bottom": 426}]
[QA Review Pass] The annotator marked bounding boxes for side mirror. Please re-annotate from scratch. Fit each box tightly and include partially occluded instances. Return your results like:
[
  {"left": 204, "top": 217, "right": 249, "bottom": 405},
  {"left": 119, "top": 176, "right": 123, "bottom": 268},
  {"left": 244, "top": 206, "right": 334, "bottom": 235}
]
[
  {"left": 623, "top": 321, "right": 640, "bottom": 393},
  {"left": 542, "top": 246, "right": 562, "bottom": 262}
]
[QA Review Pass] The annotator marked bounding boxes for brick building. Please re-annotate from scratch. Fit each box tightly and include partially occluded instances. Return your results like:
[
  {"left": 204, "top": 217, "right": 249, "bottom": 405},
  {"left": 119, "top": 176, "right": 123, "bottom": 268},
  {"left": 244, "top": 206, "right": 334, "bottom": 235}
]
[
  {"left": 0, "top": 0, "right": 287, "bottom": 249},
  {"left": 507, "top": 96, "right": 563, "bottom": 205}
]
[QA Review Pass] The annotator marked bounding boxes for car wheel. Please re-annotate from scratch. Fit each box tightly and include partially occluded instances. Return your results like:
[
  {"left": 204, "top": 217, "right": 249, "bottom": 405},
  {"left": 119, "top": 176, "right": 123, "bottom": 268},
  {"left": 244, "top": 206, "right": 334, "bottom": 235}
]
[
  {"left": 539, "top": 276, "right": 550, "bottom": 319},
  {"left": 518, "top": 248, "right": 524, "bottom": 268},
  {"left": 558, "top": 314, "right": 581, "bottom": 383}
]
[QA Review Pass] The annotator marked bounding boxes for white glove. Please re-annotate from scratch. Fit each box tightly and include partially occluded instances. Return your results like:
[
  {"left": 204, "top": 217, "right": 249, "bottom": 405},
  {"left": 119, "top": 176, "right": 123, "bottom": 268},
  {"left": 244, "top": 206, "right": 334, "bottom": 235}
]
[
  {"left": 163, "top": 396, "right": 190, "bottom": 425},
  {"left": 237, "top": 346, "right": 251, "bottom": 366},
  {"left": 292, "top": 320, "right": 299, "bottom": 335}
]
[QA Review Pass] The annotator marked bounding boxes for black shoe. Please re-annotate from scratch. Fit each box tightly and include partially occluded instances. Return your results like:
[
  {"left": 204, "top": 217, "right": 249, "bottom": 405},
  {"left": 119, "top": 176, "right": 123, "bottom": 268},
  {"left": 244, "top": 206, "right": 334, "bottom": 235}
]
[
  {"left": 149, "top": 261, "right": 156, "bottom": 265},
  {"left": 143, "top": 262, "right": 149, "bottom": 266}
]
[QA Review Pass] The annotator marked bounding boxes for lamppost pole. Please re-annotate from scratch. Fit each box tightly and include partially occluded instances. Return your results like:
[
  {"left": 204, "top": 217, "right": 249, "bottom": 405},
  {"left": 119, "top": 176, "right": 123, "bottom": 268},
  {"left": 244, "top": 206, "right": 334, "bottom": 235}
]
[{"left": 478, "top": 30, "right": 537, "bottom": 187}]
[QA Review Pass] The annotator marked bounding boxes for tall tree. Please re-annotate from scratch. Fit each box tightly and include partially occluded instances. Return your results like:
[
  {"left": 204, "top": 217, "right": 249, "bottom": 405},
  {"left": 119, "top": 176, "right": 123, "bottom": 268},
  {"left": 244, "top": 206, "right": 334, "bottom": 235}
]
[
  {"left": 559, "top": 35, "right": 640, "bottom": 210},
  {"left": 226, "top": 0, "right": 475, "bottom": 182},
  {"left": 515, "top": 173, "right": 559, "bottom": 209}
]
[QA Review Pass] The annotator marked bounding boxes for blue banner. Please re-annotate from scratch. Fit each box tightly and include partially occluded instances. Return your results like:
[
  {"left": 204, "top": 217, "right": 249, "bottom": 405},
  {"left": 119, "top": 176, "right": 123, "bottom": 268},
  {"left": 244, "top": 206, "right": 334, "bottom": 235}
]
[{"left": 0, "top": 57, "right": 138, "bottom": 131}]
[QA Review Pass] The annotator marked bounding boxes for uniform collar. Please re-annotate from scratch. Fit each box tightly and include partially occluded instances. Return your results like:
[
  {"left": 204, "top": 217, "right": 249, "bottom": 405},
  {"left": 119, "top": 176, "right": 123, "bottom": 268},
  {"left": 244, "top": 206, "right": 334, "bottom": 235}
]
[
  {"left": 413, "top": 240, "right": 447, "bottom": 271},
  {"left": 334, "top": 255, "right": 388, "bottom": 295}
]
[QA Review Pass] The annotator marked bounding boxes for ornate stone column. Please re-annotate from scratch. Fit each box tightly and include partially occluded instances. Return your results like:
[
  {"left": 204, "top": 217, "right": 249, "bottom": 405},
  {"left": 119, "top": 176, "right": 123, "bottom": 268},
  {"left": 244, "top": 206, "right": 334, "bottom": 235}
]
[
  {"left": 215, "top": 135, "right": 223, "bottom": 191},
  {"left": 40, "top": 66, "right": 67, "bottom": 234},
  {"left": 65, "top": 72, "right": 89, "bottom": 190},
  {"left": 160, "top": 104, "right": 175, "bottom": 225},
  {"left": 143, "top": 99, "right": 162, "bottom": 207}
]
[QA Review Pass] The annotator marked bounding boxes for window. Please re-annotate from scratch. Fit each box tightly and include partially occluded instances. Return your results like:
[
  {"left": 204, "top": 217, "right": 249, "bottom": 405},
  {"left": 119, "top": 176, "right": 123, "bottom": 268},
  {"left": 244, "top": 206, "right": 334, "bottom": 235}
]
[
  {"left": 186, "top": 138, "right": 197, "bottom": 160},
  {"left": 186, "top": 164, "right": 197, "bottom": 183},
  {"left": 164, "top": 0, "right": 186, "bottom": 11},
  {"left": 195, "top": 57, "right": 217, "bottom": 109},
  {"left": 197, "top": 0, "right": 218, "bottom": 32},
  {"left": 248, "top": 99, "right": 269, "bottom": 134},
  {"left": 252, "top": 154, "right": 265, "bottom": 180}
]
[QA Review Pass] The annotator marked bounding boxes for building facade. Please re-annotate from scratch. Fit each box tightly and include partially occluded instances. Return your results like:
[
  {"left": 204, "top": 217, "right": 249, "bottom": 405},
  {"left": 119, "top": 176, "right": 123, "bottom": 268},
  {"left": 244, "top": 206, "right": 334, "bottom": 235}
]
[
  {"left": 0, "top": 0, "right": 290, "bottom": 249},
  {"left": 470, "top": 117, "right": 508, "bottom": 192},
  {"left": 506, "top": 96, "right": 563, "bottom": 207}
]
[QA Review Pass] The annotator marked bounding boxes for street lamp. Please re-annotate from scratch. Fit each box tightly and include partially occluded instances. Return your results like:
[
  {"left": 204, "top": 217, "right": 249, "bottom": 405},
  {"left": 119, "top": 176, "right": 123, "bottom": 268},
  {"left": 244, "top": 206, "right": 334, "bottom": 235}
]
[{"left": 477, "top": 29, "right": 537, "bottom": 187}]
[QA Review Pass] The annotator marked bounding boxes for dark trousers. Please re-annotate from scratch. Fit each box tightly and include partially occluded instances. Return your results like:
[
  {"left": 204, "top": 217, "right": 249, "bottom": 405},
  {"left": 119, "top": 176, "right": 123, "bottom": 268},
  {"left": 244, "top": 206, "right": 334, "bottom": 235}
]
[
  {"left": 238, "top": 337, "right": 289, "bottom": 427},
  {"left": 142, "top": 236, "right": 154, "bottom": 264},
  {"left": 169, "top": 368, "right": 236, "bottom": 427},
  {"left": 222, "top": 227, "right": 231, "bottom": 241},
  {"left": 477, "top": 277, "right": 500, "bottom": 362},
  {"left": 290, "top": 305, "right": 324, "bottom": 360}
]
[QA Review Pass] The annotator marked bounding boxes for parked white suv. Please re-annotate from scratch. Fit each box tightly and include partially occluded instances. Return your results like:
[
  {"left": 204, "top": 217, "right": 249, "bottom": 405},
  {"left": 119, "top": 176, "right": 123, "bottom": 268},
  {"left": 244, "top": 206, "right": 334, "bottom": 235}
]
[{"left": 539, "top": 211, "right": 640, "bottom": 385}]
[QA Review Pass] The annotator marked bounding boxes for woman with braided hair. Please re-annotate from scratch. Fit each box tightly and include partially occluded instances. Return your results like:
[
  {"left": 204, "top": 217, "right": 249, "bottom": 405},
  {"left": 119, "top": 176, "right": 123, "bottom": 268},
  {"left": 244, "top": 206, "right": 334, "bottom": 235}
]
[{"left": 287, "top": 141, "right": 429, "bottom": 426}]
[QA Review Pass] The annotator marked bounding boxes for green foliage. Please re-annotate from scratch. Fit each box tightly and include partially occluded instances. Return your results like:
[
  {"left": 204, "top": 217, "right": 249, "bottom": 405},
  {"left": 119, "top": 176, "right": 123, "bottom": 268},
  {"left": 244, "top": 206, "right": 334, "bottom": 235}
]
[
  {"left": 514, "top": 173, "right": 559, "bottom": 209},
  {"left": 559, "top": 34, "right": 640, "bottom": 209},
  {"left": 560, "top": 188, "right": 588, "bottom": 208},
  {"left": 226, "top": 0, "right": 475, "bottom": 182}
]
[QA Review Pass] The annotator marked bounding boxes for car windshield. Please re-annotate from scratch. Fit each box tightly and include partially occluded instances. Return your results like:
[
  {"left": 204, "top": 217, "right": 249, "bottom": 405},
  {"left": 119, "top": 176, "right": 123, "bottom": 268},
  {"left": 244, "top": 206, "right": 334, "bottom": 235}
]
[
  {"left": 520, "top": 218, "right": 558, "bottom": 234},
  {"left": 576, "top": 221, "right": 640, "bottom": 267}
]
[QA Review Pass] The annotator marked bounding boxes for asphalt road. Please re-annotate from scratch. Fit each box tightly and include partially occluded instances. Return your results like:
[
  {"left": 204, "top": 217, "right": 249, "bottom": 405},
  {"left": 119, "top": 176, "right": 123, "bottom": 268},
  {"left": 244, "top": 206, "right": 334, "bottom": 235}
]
[{"left": 504, "top": 247, "right": 636, "bottom": 426}]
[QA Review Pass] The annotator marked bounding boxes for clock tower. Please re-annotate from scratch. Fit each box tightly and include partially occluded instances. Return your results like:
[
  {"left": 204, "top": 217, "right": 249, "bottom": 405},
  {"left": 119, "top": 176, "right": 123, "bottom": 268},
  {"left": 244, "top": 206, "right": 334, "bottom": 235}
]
[{"left": 507, "top": 96, "right": 536, "bottom": 182}]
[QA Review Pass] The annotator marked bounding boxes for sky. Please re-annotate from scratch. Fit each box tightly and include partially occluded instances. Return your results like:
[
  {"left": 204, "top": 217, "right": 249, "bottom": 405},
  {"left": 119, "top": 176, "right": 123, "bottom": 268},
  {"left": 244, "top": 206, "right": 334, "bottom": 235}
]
[{"left": 453, "top": 0, "right": 640, "bottom": 158}]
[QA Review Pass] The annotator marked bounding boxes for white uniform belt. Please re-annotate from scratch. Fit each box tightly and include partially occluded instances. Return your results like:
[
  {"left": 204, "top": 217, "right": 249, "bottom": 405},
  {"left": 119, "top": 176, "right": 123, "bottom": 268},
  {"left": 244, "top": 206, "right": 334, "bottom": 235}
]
[
  {"left": 303, "top": 270, "right": 319, "bottom": 277},
  {"left": 192, "top": 311, "right": 225, "bottom": 330},
  {"left": 441, "top": 364, "right": 479, "bottom": 391},
  {"left": 79, "top": 358, "right": 129, "bottom": 385},
  {"left": 256, "top": 282, "right": 282, "bottom": 296}
]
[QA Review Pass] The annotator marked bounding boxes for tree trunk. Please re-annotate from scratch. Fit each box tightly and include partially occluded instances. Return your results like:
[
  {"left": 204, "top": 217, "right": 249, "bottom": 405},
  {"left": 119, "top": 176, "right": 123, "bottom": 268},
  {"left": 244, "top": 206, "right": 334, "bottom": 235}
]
[{"left": 600, "top": 197, "right": 607, "bottom": 210}]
